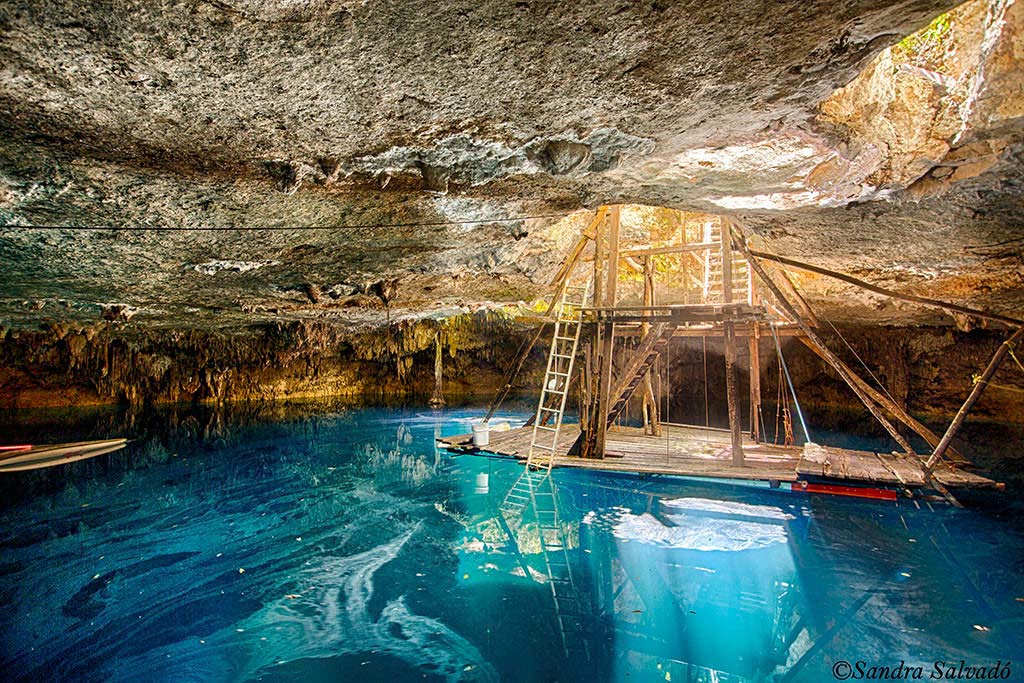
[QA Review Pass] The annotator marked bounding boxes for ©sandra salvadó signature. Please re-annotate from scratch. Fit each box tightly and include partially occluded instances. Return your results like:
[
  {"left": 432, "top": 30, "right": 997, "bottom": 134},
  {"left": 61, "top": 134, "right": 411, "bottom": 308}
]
[{"left": 831, "top": 660, "right": 1012, "bottom": 680}]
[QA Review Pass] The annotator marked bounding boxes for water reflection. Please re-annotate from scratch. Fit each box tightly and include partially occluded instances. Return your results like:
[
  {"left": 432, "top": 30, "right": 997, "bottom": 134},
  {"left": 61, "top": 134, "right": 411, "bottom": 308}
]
[
  {"left": 0, "top": 404, "right": 1021, "bottom": 682},
  {"left": 452, "top": 464, "right": 812, "bottom": 682}
]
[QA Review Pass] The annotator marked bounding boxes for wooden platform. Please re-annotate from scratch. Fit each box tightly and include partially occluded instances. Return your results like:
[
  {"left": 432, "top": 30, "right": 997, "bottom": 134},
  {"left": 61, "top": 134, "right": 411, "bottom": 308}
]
[{"left": 438, "top": 424, "right": 1002, "bottom": 492}]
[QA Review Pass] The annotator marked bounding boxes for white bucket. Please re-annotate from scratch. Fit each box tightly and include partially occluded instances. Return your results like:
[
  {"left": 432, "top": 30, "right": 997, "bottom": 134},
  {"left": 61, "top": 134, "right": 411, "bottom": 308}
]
[{"left": 472, "top": 422, "right": 490, "bottom": 447}]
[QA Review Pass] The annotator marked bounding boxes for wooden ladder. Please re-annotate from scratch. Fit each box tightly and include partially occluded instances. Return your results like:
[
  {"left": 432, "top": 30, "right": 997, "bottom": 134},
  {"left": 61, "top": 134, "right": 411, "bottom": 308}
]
[
  {"left": 603, "top": 322, "right": 678, "bottom": 429},
  {"left": 703, "top": 219, "right": 751, "bottom": 304},
  {"left": 527, "top": 281, "right": 591, "bottom": 470}
]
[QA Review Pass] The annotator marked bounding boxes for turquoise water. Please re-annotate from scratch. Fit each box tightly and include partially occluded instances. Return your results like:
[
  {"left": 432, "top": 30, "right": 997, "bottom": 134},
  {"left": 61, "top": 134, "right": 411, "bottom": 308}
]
[{"left": 0, "top": 405, "right": 1022, "bottom": 682}]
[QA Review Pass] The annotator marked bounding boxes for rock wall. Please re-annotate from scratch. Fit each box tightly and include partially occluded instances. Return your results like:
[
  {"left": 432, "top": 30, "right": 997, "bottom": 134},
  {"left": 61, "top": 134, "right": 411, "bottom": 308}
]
[
  {"left": 0, "top": 311, "right": 543, "bottom": 409},
  {"left": 652, "top": 325, "right": 1024, "bottom": 428},
  {"left": 2, "top": 317, "right": 1022, "bottom": 426}
]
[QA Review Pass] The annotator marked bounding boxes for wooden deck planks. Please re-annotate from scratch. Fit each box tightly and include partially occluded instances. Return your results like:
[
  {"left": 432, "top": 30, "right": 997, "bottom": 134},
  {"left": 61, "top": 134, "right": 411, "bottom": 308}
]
[
  {"left": 875, "top": 452, "right": 927, "bottom": 486},
  {"left": 438, "top": 424, "right": 1001, "bottom": 491}
]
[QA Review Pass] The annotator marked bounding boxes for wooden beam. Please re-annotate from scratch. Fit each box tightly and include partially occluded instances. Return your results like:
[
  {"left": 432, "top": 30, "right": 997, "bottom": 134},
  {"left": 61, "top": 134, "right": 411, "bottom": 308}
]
[
  {"left": 619, "top": 241, "right": 721, "bottom": 259},
  {"left": 798, "top": 337, "right": 968, "bottom": 465},
  {"left": 721, "top": 218, "right": 744, "bottom": 466},
  {"left": 589, "top": 303, "right": 759, "bottom": 313},
  {"left": 749, "top": 328, "right": 762, "bottom": 441},
  {"left": 732, "top": 224, "right": 918, "bottom": 455},
  {"left": 749, "top": 260, "right": 762, "bottom": 441},
  {"left": 761, "top": 259, "right": 821, "bottom": 327},
  {"left": 642, "top": 255, "right": 661, "bottom": 436},
  {"left": 549, "top": 207, "right": 605, "bottom": 286},
  {"left": 483, "top": 211, "right": 596, "bottom": 422},
  {"left": 612, "top": 326, "right": 806, "bottom": 338},
  {"left": 745, "top": 247, "right": 1023, "bottom": 328},
  {"left": 926, "top": 324, "right": 1024, "bottom": 468},
  {"left": 595, "top": 205, "right": 621, "bottom": 458}
]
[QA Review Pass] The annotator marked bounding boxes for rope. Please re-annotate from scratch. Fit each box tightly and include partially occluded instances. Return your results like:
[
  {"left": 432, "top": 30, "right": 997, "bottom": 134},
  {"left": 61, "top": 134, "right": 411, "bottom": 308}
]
[
  {"left": 770, "top": 323, "right": 811, "bottom": 443},
  {"left": 987, "top": 381, "right": 1024, "bottom": 394},
  {"left": 826, "top": 318, "right": 901, "bottom": 408},
  {"left": 774, "top": 360, "right": 794, "bottom": 446},
  {"left": 972, "top": 374, "right": 1024, "bottom": 394},
  {"left": 1007, "top": 342, "right": 1024, "bottom": 376}
]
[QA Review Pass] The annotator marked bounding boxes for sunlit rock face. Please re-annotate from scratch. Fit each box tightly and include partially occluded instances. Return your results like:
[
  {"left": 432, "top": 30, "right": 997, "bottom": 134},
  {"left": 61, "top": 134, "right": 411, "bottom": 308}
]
[{"left": 0, "top": 0, "right": 1022, "bottom": 408}]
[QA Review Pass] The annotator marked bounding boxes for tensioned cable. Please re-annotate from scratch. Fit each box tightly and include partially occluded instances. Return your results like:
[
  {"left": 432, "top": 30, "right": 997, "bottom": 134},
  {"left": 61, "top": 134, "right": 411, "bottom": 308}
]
[
  {"left": 825, "top": 317, "right": 901, "bottom": 408},
  {"left": 750, "top": 226, "right": 910, "bottom": 420},
  {"left": 0, "top": 212, "right": 575, "bottom": 232},
  {"left": 770, "top": 322, "right": 811, "bottom": 443}
]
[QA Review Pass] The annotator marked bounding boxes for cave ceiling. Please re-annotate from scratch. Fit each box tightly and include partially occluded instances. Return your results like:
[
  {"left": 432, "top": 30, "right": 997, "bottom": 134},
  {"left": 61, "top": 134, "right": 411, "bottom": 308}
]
[{"left": 1, "top": 0, "right": 1022, "bottom": 331}]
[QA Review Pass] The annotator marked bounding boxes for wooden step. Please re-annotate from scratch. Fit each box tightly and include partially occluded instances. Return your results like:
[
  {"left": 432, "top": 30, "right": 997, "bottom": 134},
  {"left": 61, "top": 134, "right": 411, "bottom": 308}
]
[{"left": 603, "top": 323, "right": 678, "bottom": 429}]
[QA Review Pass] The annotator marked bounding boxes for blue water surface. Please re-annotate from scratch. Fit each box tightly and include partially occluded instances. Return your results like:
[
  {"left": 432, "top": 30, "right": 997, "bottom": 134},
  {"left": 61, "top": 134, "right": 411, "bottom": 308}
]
[{"left": 0, "top": 404, "right": 1022, "bottom": 682}]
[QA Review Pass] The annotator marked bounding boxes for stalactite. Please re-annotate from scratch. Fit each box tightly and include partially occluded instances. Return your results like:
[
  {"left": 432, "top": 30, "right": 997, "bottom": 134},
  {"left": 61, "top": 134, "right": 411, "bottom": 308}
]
[{"left": 429, "top": 332, "right": 446, "bottom": 408}]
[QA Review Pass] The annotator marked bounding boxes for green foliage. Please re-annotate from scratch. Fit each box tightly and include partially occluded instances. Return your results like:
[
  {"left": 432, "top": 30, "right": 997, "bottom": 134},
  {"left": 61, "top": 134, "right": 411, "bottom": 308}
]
[{"left": 894, "top": 11, "right": 953, "bottom": 62}]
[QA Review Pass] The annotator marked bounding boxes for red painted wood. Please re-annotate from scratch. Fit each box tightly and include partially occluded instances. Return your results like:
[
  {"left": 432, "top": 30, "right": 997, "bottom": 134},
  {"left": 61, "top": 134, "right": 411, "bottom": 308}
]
[{"left": 792, "top": 481, "right": 898, "bottom": 501}]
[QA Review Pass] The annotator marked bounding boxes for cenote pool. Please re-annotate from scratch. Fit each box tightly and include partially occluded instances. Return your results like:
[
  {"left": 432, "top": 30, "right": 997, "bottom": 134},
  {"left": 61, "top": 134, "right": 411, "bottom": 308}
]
[{"left": 1, "top": 405, "right": 1022, "bottom": 682}]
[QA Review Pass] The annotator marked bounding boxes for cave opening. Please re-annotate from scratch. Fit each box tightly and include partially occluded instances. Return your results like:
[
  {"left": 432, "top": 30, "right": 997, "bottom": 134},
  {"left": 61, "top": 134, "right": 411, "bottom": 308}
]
[{"left": 1, "top": 0, "right": 1023, "bottom": 681}]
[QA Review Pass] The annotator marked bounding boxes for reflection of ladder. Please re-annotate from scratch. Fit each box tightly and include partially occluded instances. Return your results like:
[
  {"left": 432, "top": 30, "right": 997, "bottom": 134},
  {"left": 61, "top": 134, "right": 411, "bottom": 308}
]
[
  {"left": 499, "top": 468, "right": 548, "bottom": 519},
  {"left": 527, "top": 281, "right": 590, "bottom": 470},
  {"left": 495, "top": 470, "right": 590, "bottom": 661},
  {"left": 703, "top": 220, "right": 751, "bottom": 304},
  {"left": 532, "top": 474, "right": 590, "bottom": 661}
]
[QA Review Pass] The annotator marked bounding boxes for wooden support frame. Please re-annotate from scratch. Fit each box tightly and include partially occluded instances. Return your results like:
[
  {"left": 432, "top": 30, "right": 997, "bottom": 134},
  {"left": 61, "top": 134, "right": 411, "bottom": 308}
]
[
  {"left": 731, "top": 224, "right": 918, "bottom": 456},
  {"left": 483, "top": 208, "right": 604, "bottom": 422},
  {"left": 926, "top": 324, "right": 1024, "bottom": 468},
  {"left": 721, "top": 218, "right": 745, "bottom": 465}
]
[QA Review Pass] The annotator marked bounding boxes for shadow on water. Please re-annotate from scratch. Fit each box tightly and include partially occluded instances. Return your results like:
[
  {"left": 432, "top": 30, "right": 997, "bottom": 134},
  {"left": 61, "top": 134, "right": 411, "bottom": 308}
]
[{"left": 0, "top": 401, "right": 1021, "bottom": 682}]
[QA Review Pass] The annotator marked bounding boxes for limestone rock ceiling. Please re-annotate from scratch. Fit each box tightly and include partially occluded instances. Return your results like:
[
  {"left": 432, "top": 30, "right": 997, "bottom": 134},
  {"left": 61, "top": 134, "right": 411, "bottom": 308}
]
[{"left": 0, "top": 0, "right": 1022, "bottom": 330}]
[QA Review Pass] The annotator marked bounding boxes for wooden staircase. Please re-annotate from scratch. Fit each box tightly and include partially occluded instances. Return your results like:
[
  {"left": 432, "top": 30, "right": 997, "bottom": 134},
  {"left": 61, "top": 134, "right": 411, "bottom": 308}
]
[{"left": 603, "top": 322, "right": 678, "bottom": 429}]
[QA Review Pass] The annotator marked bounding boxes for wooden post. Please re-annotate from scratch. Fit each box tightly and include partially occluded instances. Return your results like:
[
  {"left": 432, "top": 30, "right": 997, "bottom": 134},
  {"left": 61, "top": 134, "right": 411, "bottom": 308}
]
[
  {"left": 679, "top": 215, "right": 690, "bottom": 305},
  {"left": 732, "top": 225, "right": 917, "bottom": 455},
  {"left": 798, "top": 337, "right": 969, "bottom": 464},
  {"left": 589, "top": 202, "right": 618, "bottom": 458},
  {"left": 721, "top": 218, "right": 745, "bottom": 466},
  {"left": 579, "top": 210, "right": 608, "bottom": 459},
  {"left": 482, "top": 214, "right": 599, "bottom": 422},
  {"left": 749, "top": 262, "right": 762, "bottom": 441},
  {"left": 429, "top": 332, "right": 445, "bottom": 408},
  {"left": 749, "top": 325, "right": 762, "bottom": 442},
  {"left": 594, "top": 205, "right": 621, "bottom": 459},
  {"left": 641, "top": 255, "right": 661, "bottom": 436},
  {"left": 581, "top": 341, "right": 593, "bottom": 434},
  {"left": 926, "top": 324, "right": 1024, "bottom": 468}
]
